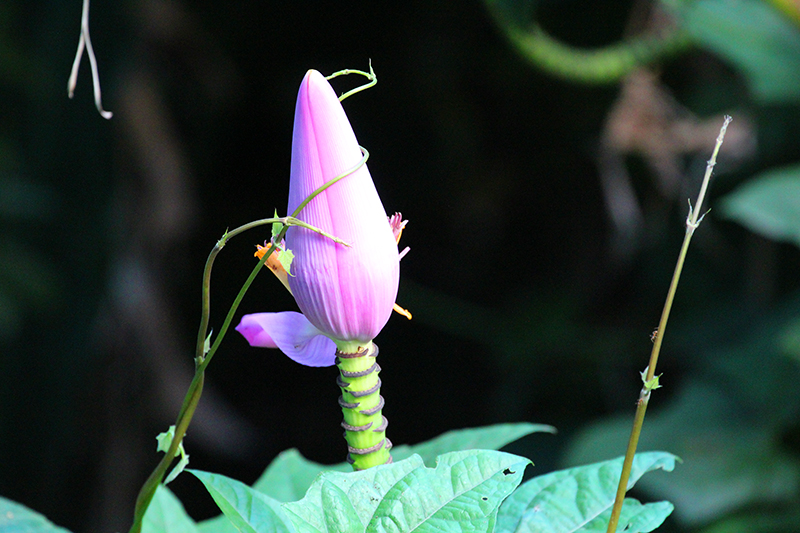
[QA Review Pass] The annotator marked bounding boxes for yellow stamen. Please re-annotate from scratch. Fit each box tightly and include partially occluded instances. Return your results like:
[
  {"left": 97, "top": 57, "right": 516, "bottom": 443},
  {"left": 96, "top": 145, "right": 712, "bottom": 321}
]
[
  {"left": 255, "top": 244, "right": 292, "bottom": 294},
  {"left": 393, "top": 303, "right": 412, "bottom": 320}
]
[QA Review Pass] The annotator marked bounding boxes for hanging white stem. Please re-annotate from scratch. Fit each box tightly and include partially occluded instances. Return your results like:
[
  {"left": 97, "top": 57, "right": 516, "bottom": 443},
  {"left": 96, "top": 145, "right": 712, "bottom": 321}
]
[{"left": 68, "top": 0, "right": 113, "bottom": 119}]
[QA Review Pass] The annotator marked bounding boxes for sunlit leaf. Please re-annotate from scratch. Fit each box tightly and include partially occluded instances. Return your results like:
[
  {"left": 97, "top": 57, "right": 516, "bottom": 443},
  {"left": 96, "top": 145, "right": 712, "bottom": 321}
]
[
  {"left": 252, "top": 423, "right": 547, "bottom": 503},
  {"left": 283, "top": 450, "right": 530, "bottom": 533},
  {"left": 190, "top": 470, "right": 294, "bottom": 533},
  {"left": 252, "top": 449, "right": 350, "bottom": 503},
  {"left": 142, "top": 485, "right": 200, "bottom": 533},
  {"left": 565, "top": 383, "right": 800, "bottom": 524},
  {"left": 196, "top": 514, "right": 238, "bottom": 533},
  {"left": 496, "top": 452, "right": 676, "bottom": 533},
  {"left": 391, "top": 422, "right": 555, "bottom": 465},
  {"left": 0, "top": 496, "right": 73, "bottom": 533},
  {"left": 580, "top": 499, "right": 674, "bottom": 532}
]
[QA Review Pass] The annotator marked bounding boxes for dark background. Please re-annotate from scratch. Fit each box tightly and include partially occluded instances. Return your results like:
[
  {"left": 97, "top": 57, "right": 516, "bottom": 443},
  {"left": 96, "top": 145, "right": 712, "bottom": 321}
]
[{"left": 2, "top": 1, "right": 800, "bottom": 532}]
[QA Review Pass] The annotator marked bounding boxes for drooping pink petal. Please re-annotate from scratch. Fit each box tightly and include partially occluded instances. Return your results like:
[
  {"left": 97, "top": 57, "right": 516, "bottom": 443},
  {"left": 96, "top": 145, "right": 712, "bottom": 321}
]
[
  {"left": 235, "top": 311, "right": 337, "bottom": 367},
  {"left": 286, "top": 70, "right": 400, "bottom": 343}
]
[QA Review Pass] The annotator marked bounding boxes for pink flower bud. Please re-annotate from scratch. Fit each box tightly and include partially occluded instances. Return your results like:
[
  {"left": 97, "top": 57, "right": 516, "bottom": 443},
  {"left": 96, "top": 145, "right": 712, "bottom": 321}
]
[{"left": 285, "top": 70, "right": 399, "bottom": 344}]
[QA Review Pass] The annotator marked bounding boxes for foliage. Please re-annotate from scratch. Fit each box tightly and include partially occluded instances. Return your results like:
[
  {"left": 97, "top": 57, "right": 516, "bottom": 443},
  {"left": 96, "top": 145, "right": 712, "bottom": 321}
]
[
  {"left": 0, "top": 497, "right": 72, "bottom": 533},
  {"left": 661, "top": 0, "right": 800, "bottom": 103},
  {"left": 0, "top": 426, "right": 676, "bottom": 533},
  {"left": 497, "top": 452, "right": 676, "bottom": 533},
  {"left": 2, "top": 1, "right": 800, "bottom": 533},
  {"left": 720, "top": 164, "right": 800, "bottom": 248}
]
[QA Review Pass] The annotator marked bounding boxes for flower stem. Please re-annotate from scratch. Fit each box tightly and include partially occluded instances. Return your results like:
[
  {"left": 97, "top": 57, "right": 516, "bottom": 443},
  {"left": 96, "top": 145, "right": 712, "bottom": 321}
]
[
  {"left": 605, "top": 116, "right": 732, "bottom": 533},
  {"left": 336, "top": 343, "right": 392, "bottom": 470},
  {"left": 127, "top": 147, "right": 371, "bottom": 533}
]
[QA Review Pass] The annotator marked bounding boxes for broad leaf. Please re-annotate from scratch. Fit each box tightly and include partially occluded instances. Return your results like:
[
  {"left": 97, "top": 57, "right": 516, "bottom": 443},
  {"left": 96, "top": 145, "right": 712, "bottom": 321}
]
[
  {"left": 196, "top": 514, "right": 238, "bottom": 533},
  {"left": 252, "top": 449, "right": 350, "bottom": 502},
  {"left": 283, "top": 450, "right": 530, "bottom": 533},
  {"left": 580, "top": 499, "right": 674, "bottom": 533},
  {"left": 189, "top": 470, "right": 294, "bottom": 533},
  {"left": 0, "top": 497, "right": 72, "bottom": 533},
  {"left": 252, "top": 423, "right": 548, "bottom": 502},
  {"left": 719, "top": 164, "right": 800, "bottom": 249},
  {"left": 142, "top": 485, "right": 200, "bottom": 533},
  {"left": 496, "top": 452, "right": 677, "bottom": 533},
  {"left": 565, "top": 382, "right": 800, "bottom": 524},
  {"left": 661, "top": 0, "right": 800, "bottom": 103},
  {"left": 391, "top": 422, "right": 555, "bottom": 465}
]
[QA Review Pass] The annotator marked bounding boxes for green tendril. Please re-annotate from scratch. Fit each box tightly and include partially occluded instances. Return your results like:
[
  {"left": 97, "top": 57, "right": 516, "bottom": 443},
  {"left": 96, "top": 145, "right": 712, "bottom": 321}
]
[
  {"left": 326, "top": 60, "right": 377, "bottom": 101},
  {"left": 127, "top": 142, "right": 368, "bottom": 533}
]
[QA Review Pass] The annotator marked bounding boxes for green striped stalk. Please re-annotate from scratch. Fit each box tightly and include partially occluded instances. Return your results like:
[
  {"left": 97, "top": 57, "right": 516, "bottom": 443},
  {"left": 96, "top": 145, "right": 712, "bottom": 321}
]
[{"left": 335, "top": 343, "right": 391, "bottom": 470}]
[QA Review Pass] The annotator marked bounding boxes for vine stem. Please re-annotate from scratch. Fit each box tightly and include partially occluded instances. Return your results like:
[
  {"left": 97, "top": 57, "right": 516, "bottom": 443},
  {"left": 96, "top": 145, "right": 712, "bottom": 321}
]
[
  {"left": 67, "top": 0, "right": 112, "bottom": 119},
  {"left": 126, "top": 146, "right": 370, "bottom": 533},
  {"left": 605, "top": 116, "right": 732, "bottom": 533},
  {"left": 483, "top": 0, "right": 692, "bottom": 84}
]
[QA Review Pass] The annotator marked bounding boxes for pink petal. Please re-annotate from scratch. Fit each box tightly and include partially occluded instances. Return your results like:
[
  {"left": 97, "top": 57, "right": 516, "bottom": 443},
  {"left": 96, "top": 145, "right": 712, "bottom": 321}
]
[
  {"left": 235, "top": 311, "right": 337, "bottom": 367},
  {"left": 286, "top": 70, "right": 400, "bottom": 342}
]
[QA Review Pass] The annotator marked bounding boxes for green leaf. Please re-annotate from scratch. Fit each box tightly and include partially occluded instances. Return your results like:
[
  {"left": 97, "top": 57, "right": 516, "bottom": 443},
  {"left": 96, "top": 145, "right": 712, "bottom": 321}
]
[
  {"left": 391, "top": 422, "right": 555, "bottom": 465},
  {"left": 719, "top": 164, "right": 800, "bottom": 248},
  {"left": 155, "top": 425, "right": 190, "bottom": 484},
  {"left": 252, "top": 449, "right": 350, "bottom": 503},
  {"left": 278, "top": 248, "right": 295, "bottom": 276},
  {"left": 196, "top": 514, "right": 238, "bottom": 533},
  {"left": 283, "top": 450, "right": 530, "bottom": 533},
  {"left": 565, "top": 382, "right": 800, "bottom": 524},
  {"left": 282, "top": 454, "right": 423, "bottom": 533},
  {"left": 496, "top": 452, "right": 677, "bottom": 533},
  {"left": 142, "top": 485, "right": 200, "bottom": 533},
  {"left": 271, "top": 209, "right": 283, "bottom": 240},
  {"left": 0, "top": 497, "right": 73, "bottom": 533},
  {"left": 252, "top": 424, "right": 546, "bottom": 503},
  {"left": 580, "top": 499, "right": 674, "bottom": 533},
  {"left": 189, "top": 470, "right": 294, "bottom": 533},
  {"left": 661, "top": 0, "right": 800, "bottom": 103}
]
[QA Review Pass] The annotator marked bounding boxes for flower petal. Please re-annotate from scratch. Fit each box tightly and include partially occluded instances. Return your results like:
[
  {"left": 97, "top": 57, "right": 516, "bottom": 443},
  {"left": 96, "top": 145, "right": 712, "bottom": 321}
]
[
  {"left": 286, "top": 70, "right": 400, "bottom": 342},
  {"left": 235, "top": 311, "right": 337, "bottom": 367}
]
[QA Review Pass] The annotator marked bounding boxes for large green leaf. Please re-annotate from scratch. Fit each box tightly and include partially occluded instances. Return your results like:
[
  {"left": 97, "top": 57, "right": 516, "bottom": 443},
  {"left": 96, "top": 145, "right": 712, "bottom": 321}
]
[
  {"left": 252, "top": 449, "right": 350, "bottom": 503},
  {"left": 196, "top": 514, "right": 238, "bottom": 533},
  {"left": 142, "top": 485, "right": 200, "bottom": 533},
  {"left": 565, "top": 383, "right": 800, "bottom": 525},
  {"left": 661, "top": 0, "right": 800, "bottom": 103},
  {"left": 719, "top": 164, "right": 800, "bottom": 248},
  {"left": 391, "top": 422, "right": 555, "bottom": 465},
  {"left": 0, "top": 497, "right": 72, "bottom": 533},
  {"left": 251, "top": 423, "right": 550, "bottom": 503},
  {"left": 283, "top": 450, "right": 530, "bottom": 533},
  {"left": 580, "top": 500, "right": 674, "bottom": 532},
  {"left": 496, "top": 452, "right": 676, "bottom": 533},
  {"left": 189, "top": 470, "right": 294, "bottom": 533}
]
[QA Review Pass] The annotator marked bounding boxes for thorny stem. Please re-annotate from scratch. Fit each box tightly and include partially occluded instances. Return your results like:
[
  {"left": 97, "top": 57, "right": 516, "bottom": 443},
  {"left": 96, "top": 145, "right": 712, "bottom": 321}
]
[
  {"left": 127, "top": 145, "right": 369, "bottom": 533},
  {"left": 68, "top": 0, "right": 112, "bottom": 119},
  {"left": 605, "top": 116, "right": 732, "bottom": 533}
]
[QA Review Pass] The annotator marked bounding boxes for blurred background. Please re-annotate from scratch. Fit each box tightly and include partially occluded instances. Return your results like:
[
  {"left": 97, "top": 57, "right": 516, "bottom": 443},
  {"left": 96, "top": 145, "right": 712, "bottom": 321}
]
[{"left": 2, "top": 0, "right": 800, "bottom": 531}]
